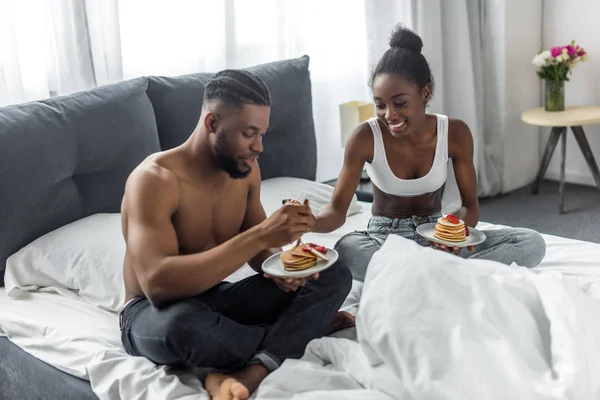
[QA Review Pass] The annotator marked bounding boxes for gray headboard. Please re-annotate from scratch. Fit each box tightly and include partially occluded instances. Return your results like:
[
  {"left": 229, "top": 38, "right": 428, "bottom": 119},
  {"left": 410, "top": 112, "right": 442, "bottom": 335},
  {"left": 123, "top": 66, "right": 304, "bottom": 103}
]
[
  {"left": 146, "top": 55, "right": 317, "bottom": 180},
  {"left": 0, "top": 56, "right": 317, "bottom": 283}
]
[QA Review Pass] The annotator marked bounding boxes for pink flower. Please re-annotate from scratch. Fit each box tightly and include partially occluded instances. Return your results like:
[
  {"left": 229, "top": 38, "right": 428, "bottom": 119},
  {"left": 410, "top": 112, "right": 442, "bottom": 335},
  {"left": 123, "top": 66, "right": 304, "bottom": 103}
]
[
  {"left": 538, "top": 42, "right": 588, "bottom": 68},
  {"left": 550, "top": 46, "right": 563, "bottom": 58}
]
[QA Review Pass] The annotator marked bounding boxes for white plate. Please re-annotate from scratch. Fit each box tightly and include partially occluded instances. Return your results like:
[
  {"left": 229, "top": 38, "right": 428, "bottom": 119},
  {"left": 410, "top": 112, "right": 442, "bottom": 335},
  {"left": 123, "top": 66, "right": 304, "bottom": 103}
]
[
  {"left": 416, "top": 222, "right": 486, "bottom": 248},
  {"left": 262, "top": 248, "right": 339, "bottom": 278}
]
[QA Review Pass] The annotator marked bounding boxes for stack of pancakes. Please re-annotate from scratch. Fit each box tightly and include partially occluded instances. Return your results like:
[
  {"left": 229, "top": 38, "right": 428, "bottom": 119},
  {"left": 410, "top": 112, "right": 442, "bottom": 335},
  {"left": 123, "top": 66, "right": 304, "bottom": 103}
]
[
  {"left": 433, "top": 216, "right": 466, "bottom": 242},
  {"left": 280, "top": 243, "right": 318, "bottom": 271}
]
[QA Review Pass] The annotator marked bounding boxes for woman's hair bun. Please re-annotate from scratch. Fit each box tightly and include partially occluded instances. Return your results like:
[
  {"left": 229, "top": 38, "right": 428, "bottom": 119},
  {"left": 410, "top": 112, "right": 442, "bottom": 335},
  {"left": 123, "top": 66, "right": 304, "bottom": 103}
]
[{"left": 389, "top": 23, "right": 423, "bottom": 53}]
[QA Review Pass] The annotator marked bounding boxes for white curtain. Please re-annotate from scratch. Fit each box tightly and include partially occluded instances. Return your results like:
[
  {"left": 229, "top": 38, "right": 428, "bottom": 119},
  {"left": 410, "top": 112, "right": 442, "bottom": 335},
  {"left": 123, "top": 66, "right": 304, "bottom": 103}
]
[
  {"left": 1, "top": 0, "right": 91, "bottom": 104},
  {"left": 365, "top": 0, "right": 501, "bottom": 210},
  {"left": 1, "top": 0, "right": 501, "bottom": 194},
  {"left": 0, "top": 0, "right": 370, "bottom": 182},
  {"left": 0, "top": 0, "right": 121, "bottom": 104}
]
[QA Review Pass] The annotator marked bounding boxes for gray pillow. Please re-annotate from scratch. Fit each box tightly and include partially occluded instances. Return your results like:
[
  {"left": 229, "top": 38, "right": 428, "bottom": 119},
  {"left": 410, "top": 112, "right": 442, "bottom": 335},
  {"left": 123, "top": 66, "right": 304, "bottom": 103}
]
[
  {"left": 146, "top": 56, "right": 317, "bottom": 181},
  {"left": 0, "top": 78, "right": 160, "bottom": 277},
  {"left": 146, "top": 72, "right": 213, "bottom": 151}
]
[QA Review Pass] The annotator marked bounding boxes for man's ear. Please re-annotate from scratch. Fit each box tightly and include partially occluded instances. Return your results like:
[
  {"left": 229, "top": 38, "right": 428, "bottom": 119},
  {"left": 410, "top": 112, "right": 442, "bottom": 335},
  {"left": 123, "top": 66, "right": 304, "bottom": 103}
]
[{"left": 204, "top": 112, "right": 218, "bottom": 133}]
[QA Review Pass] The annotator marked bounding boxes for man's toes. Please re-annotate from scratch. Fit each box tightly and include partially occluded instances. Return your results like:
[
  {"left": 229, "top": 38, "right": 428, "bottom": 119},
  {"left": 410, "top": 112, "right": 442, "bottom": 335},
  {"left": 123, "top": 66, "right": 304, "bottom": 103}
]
[
  {"left": 217, "top": 378, "right": 249, "bottom": 400},
  {"left": 231, "top": 381, "right": 250, "bottom": 399}
]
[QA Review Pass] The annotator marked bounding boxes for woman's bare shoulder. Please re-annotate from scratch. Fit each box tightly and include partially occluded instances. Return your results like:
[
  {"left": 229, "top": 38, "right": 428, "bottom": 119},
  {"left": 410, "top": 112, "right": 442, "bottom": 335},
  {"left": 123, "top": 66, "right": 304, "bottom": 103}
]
[{"left": 447, "top": 118, "right": 474, "bottom": 157}]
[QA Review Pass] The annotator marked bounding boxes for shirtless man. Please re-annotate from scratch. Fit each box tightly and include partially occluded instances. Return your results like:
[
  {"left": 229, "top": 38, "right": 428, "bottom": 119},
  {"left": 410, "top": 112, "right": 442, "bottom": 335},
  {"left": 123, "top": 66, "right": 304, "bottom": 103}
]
[{"left": 118, "top": 69, "right": 353, "bottom": 400}]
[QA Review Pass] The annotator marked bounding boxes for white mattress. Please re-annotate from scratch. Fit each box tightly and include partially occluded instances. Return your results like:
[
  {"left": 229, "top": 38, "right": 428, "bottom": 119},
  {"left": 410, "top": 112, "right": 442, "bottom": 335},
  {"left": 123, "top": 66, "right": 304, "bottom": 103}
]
[{"left": 1, "top": 202, "right": 600, "bottom": 400}]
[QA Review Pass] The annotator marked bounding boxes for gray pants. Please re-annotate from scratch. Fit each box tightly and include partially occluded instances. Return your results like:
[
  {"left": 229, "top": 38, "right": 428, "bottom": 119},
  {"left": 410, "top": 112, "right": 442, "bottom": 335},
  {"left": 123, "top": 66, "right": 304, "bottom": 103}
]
[
  {"left": 120, "top": 263, "right": 352, "bottom": 371},
  {"left": 334, "top": 214, "right": 547, "bottom": 282}
]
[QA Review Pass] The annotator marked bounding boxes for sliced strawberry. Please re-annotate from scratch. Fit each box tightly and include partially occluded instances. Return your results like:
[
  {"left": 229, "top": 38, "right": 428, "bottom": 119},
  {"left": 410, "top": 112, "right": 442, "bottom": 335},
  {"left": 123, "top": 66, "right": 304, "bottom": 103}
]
[
  {"left": 302, "top": 245, "right": 313, "bottom": 252},
  {"left": 311, "top": 248, "right": 329, "bottom": 261},
  {"left": 315, "top": 245, "right": 326, "bottom": 253},
  {"left": 465, "top": 226, "right": 470, "bottom": 236},
  {"left": 445, "top": 214, "right": 459, "bottom": 224},
  {"left": 309, "top": 243, "right": 318, "bottom": 248}
]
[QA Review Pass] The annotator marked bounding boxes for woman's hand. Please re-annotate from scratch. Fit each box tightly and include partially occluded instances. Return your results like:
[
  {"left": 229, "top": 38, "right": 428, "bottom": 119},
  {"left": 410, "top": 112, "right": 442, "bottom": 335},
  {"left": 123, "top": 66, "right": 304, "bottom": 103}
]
[{"left": 428, "top": 240, "right": 474, "bottom": 254}]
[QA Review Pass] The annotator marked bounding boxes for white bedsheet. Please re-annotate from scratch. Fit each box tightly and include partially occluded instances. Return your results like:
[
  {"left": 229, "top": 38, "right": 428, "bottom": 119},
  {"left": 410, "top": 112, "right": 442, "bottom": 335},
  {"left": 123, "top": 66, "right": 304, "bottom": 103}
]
[
  {"left": 0, "top": 204, "right": 371, "bottom": 400},
  {"left": 1, "top": 202, "right": 600, "bottom": 399}
]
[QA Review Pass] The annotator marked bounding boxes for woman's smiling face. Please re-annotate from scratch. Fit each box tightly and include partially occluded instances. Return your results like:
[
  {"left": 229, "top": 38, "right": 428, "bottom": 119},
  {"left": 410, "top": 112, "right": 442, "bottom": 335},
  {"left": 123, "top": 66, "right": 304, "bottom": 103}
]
[{"left": 372, "top": 73, "right": 430, "bottom": 138}]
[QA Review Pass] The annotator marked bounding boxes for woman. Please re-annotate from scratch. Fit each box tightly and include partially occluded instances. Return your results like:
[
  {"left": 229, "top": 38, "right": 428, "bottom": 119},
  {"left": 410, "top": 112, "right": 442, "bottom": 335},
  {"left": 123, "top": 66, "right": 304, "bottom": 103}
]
[{"left": 311, "top": 25, "right": 546, "bottom": 282}]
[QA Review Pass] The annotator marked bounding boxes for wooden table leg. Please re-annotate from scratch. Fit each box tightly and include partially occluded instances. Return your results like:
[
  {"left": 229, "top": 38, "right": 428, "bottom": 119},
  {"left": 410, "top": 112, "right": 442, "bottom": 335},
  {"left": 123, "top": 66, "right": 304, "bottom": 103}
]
[
  {"left": 533, "top": 127, "right": 562, "bottom": 194},
  {"left": 570, "top": 126, "right": 600, "bottom": 189},
  {"left": 559, "top": 128, "right": 567, "bottom": 213}
]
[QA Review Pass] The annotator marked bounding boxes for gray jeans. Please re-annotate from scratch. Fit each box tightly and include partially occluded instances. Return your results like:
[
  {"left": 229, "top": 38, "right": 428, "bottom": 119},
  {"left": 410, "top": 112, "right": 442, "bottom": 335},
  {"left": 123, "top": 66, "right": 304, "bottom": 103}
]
[{"left": 334, "top": 214, "right": 547, "bottom": 282}]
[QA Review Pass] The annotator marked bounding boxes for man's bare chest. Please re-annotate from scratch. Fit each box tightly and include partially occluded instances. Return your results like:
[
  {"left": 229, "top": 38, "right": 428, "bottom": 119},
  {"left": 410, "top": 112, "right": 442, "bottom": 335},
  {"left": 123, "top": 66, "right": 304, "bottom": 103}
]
[{"left": 172, "top": 183, "right": 248, "bottom": 254}]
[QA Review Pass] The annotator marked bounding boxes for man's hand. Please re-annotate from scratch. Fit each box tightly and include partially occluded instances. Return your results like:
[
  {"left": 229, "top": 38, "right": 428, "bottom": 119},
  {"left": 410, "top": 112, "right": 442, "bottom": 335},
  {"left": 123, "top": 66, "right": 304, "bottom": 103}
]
[
  {"left": 428, "top": 240, "right": 474, "bottom": 254},
  {"left": 258, "top": 199, "right": 315, "bottom": 249},
  {"left": 282, "top": 198, "right": 317, "bottom": 234},
  {"left": 260, "top": 199, "right": 319, "bottom": 292},
  {"left": 263, "top": 272, "right": 319, "bottom": 292}
]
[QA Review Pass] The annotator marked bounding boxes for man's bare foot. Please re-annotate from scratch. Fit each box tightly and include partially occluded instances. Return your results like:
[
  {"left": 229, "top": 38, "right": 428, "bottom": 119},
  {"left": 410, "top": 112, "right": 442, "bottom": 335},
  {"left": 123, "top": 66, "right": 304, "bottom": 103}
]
[
  {"left": 330, "top": 310, "right": 356, "bottom": 334},
  {"left": 204, "top": 364, "right": 269, "bottom": 400},
  {"left": 205, "top": 374, "right": 248, "bottom": 400}
]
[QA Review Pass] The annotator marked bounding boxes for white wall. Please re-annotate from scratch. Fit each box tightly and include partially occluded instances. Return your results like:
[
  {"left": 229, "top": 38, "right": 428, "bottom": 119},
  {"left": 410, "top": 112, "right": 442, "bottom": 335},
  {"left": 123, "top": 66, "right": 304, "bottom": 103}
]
[{"left": 542, "top": 0, "right": 600, "bottom": 186}]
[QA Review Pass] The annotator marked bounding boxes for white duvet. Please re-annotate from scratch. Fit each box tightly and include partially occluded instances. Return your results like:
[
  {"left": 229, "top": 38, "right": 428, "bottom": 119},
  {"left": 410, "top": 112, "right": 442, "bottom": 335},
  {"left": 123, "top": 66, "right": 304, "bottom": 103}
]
[{"left": 256, "top": 235, "right": 600, "bottom": 400}]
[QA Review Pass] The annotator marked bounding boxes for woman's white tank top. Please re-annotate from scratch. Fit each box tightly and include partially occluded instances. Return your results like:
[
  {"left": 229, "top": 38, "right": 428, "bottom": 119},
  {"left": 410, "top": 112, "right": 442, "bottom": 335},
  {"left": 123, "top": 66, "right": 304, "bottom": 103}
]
[{"left": 364, "top": 114, "right": 449, "bottom": 197}]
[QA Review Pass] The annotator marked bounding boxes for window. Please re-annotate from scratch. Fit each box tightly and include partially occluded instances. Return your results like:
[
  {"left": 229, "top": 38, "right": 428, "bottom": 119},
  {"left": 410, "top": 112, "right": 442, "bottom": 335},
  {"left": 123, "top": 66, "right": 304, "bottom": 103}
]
[{"left": 118, "top": 0, "right": 227, "bottom": 78}]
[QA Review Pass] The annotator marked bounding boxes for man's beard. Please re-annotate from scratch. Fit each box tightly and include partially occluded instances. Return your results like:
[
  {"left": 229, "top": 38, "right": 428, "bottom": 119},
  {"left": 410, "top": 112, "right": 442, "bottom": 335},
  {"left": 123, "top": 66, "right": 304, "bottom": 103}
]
[{"left": 214, "top": 133, "right": 252, "bottom": 179}]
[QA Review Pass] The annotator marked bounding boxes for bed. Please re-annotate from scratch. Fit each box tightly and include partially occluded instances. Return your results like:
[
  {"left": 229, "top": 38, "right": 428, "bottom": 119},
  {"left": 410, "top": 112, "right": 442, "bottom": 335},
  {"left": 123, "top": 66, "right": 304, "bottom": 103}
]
[
  {"left": 3, "top": 202, "right": 600, "bottom": 400},
  {"left": 2, "top": 54, "right": 600, "bottom": 399}
]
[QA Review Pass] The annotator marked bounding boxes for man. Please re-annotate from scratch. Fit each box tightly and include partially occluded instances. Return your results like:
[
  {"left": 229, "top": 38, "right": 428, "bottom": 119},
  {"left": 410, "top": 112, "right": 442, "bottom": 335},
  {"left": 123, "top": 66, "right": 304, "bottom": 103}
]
[{"left": 118, "top": 69, "right": 353, "bottom": 400}]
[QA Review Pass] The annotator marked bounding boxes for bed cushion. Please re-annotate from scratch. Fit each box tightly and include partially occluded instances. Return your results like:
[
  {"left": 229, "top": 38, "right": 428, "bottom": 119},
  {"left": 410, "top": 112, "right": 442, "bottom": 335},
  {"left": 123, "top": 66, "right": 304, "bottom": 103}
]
[
  {"left": 0, "top": 78, "right": 160, "bottom": 283},
  {"left": 5, "top": 214, "right": 125, "bottom": 311},
  {"left": 146, "top": 55, "right": 317, "bottom": 181}
]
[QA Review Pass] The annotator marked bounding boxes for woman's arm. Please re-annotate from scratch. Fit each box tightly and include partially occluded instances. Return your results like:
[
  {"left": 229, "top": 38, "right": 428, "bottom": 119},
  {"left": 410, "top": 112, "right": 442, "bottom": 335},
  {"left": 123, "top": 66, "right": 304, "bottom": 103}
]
[
  {"left": 311, "top": 123, "right": 372, "bottom": 233},
  {"left": 448, "top": 119, "right": 480, "bottom": 228}
]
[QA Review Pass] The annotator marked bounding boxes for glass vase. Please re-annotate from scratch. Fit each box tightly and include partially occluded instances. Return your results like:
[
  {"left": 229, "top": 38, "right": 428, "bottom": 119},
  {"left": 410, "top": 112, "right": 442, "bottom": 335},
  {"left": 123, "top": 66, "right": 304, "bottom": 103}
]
[{"left": 544, "top": 80, "right": 565, "bottom": 112}]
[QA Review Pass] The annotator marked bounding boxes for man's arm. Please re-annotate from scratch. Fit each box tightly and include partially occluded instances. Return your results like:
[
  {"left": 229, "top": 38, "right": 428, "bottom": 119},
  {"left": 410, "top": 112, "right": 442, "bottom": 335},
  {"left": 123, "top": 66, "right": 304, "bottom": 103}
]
[
  {"left": 448, "top": 119, "right": 480, "bottom": 228},
  {"left": 241, "top": 165, "right": 280, "bottom": 273},
  {"left": 124, "top": 165, "right": 268, "bottom": 308}
]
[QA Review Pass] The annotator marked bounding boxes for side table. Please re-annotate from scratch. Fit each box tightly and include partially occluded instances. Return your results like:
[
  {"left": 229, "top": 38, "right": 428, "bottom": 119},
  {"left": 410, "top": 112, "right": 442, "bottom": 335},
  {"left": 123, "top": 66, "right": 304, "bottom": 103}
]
[{"left": 521, "top": 106, "right": 600, "bottom": 213}]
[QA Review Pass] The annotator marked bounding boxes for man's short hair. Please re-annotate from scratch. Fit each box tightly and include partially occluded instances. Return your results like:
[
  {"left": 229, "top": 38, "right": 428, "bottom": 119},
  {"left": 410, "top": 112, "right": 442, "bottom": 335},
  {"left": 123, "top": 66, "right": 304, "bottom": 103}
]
[{"left": 203, "top": 69, "right": 271, "bottom": 108}]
